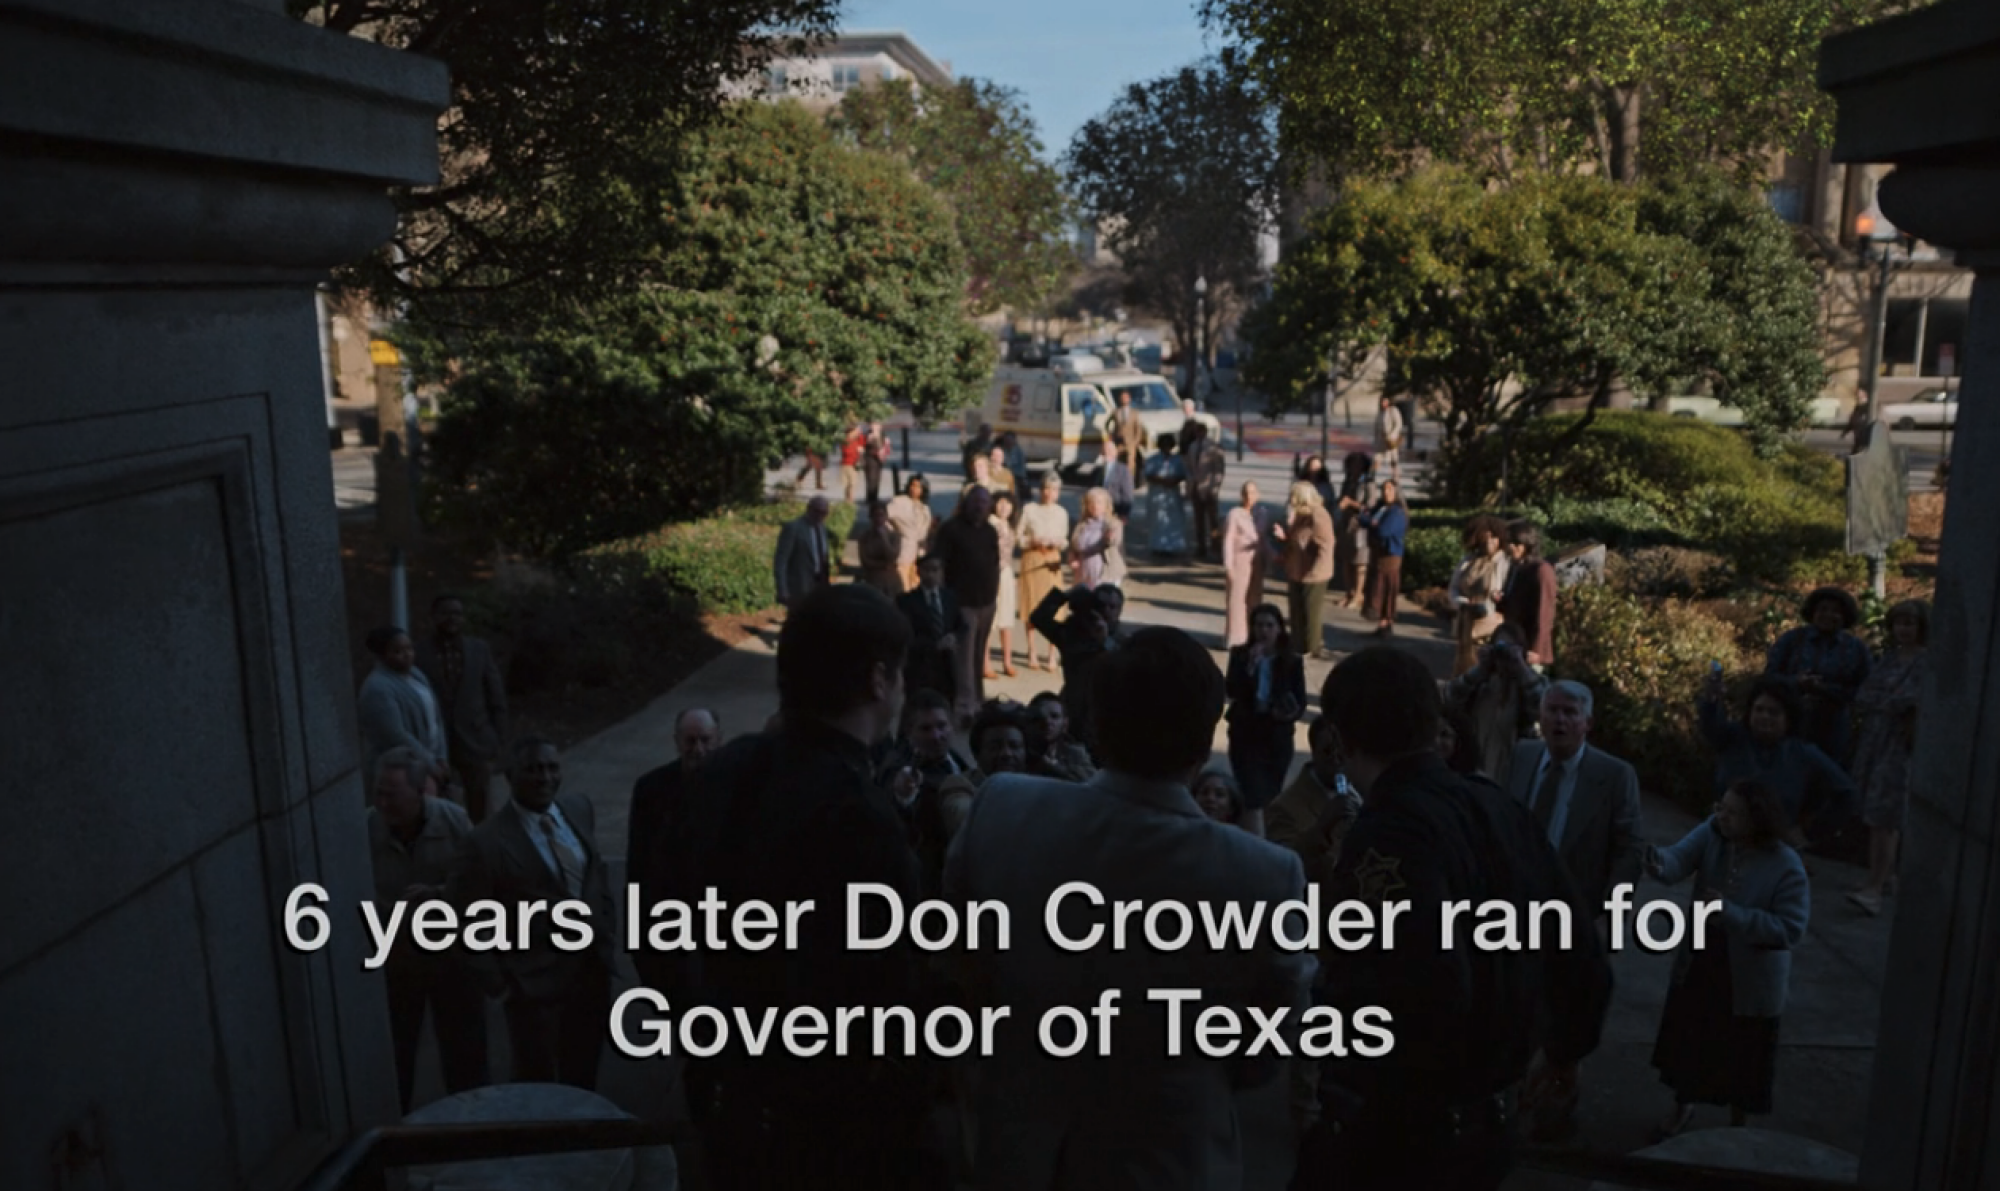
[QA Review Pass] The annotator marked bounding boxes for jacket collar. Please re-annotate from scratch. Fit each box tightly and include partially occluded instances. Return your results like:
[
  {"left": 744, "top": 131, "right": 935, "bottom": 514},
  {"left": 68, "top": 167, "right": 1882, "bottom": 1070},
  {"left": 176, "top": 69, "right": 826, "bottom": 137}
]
[{"left": 1088, "top": 768, "right": 1204, "bottom": 819}]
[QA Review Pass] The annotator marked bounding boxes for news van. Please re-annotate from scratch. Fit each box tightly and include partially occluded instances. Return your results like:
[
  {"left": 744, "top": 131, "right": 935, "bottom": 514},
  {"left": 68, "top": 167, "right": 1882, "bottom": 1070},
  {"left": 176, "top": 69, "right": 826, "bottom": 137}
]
[{"left": 964, "top": 354, "right": 1221, "bottom": 482}]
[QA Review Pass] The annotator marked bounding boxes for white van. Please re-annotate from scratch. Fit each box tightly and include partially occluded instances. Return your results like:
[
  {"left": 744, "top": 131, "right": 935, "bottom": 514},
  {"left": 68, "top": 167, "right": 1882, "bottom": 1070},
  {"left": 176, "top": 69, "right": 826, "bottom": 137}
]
[{"left": 964, "top": 355, "right": 1221, "bottom": 482}]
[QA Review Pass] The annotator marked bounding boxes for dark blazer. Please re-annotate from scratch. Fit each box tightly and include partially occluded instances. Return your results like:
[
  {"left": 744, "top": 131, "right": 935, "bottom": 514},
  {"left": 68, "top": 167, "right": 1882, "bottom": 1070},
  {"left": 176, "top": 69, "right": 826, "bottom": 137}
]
[
  {"left": 415, "top": 635, "right": 509, "bottom": 762},
  {"left": 897, "top": 585, "right": 961, "bottom": 699},
  {"left": 625, "top": 760, "right": 686, "bottom": 890},
  {"left": 448, "top": 794, "right": 617, "bottom": 1000},
  {"left": 1498, "top": 557, "right": 1557, "bottom": 666},
  {"left": 1505, "top": 740, "right": 1644, "bottom": 914},
  {"left": 1223, "top": 646, "right": 1306, "bottom": 726}
]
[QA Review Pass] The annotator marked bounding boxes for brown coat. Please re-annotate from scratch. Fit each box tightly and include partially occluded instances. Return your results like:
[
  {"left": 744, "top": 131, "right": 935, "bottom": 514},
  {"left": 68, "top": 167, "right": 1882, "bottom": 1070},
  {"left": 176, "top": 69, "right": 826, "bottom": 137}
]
[
  {"left": 1499, "top": 556, "right": 1558, "bottom": 665},
  {"left": 1283, "top": 506, "right": 1337, "bottom": 585}
]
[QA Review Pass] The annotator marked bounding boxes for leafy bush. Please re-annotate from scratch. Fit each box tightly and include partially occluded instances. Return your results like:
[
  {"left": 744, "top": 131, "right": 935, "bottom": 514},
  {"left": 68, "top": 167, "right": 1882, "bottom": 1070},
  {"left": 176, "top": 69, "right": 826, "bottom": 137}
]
[
  {"left": 581, "top": 499, "right": 857, "bottom": 617},
  {"left": 1608, "top": 547, "right": 1736, "bottom": 600},
  {"left": 1402, "top": 526, "right": 1468, "bottom": 592},
  {"left": 1451, "top": 411, "right": 1850, "bottom": 582},
  {"left": 1554, "top": 583, "right": 1744, "bottom": 811}
]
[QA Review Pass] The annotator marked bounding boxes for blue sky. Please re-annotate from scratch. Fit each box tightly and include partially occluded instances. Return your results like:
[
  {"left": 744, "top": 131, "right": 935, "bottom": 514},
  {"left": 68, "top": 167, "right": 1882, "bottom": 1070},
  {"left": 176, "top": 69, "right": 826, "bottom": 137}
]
[{"left": 839, "top": 0, "right": 1217, "bottom": 161}]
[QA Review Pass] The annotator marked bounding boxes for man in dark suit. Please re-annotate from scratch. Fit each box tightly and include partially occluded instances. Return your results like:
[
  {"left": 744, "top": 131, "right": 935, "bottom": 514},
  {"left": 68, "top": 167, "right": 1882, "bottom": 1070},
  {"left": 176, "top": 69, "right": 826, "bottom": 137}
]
[
  {"left": 415, "top": 592, "right": 509, "bottom": 821},
  {"left": 625, "top": 707, "right": 720, "bottom": 890},
  {"left": 895, "top": 554, "right": 959, "bottom": 701},
  {"left": 774, "top": 495, "right": 833, "bottom": 612},
  {"left": 448, "top": 736, "right": 618, "bottom": 1089}
]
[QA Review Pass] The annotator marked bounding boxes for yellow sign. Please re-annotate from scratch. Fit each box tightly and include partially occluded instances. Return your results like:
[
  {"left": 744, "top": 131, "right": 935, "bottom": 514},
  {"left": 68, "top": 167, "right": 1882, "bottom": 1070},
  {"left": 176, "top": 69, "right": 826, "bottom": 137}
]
[{"left": 369, "top": 339, "right": 401, "bottom": 366}]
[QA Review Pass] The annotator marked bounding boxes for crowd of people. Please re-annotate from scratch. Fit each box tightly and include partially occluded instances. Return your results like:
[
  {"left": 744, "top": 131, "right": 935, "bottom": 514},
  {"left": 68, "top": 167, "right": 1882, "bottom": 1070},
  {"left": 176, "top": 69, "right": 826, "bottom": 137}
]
[{"left": 344, "top": 398, "right": 1932, "bottom": 1187}]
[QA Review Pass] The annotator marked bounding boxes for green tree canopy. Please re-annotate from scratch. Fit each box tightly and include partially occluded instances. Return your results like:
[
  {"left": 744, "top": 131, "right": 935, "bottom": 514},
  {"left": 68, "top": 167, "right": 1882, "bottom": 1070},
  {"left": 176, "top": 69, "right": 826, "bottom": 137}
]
[
  {"left": 293, "top": 0, "right": 841, "bottom": 325},
  {"left": 426, "top": 103, "right": 993, "bottom": 557},
  {"left": 1199, "top": 0, "right": 1920, "bottom": 183},
  {"left": 1241, "top": 169, "right": 1822, "bottom": 502},
  {"left": 1064, "top": 61, "right": 1279, "bottom": 381},
  {"left": 830, "top": 78, "right": 1076, "bottom": 316}
]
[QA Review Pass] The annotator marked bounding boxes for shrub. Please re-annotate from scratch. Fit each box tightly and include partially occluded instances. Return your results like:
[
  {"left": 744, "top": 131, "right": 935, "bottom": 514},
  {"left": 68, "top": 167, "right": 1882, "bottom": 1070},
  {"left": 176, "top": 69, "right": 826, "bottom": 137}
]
[
  {"left": 1608, "top": 547, "right": 1735, "bottom": 600},
  {"left": 582, "top": 499, "right": 858, "bottom": 617},
  {"left": 1402, "top": 526, "right": 1467, "bottom": 591},
  {"left": 1554, "top": 583, "right": 1744, "bottom": 812}
]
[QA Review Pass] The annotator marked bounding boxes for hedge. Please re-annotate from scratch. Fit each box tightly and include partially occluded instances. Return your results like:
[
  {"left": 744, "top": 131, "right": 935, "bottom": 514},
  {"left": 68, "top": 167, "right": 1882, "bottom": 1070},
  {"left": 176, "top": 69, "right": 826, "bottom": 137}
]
[{"left": 581, "top": 499, "right": 860, "bottom": 616}]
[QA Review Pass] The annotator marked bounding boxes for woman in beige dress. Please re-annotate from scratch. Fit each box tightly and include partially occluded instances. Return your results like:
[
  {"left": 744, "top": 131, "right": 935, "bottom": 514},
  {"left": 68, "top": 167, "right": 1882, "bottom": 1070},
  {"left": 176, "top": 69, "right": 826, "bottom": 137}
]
[
  {"left": 857, "top": 498, "right": 904, "bottom": 596},
  {"left": 1447, "top": 514, "right": 1512, "bottom": 677},
  {"left": 986, "top": 490, "right": 1022, "bottom": 678},
  {"left": 1017, "top": 472, "right": 1071, "bottom": 671}
]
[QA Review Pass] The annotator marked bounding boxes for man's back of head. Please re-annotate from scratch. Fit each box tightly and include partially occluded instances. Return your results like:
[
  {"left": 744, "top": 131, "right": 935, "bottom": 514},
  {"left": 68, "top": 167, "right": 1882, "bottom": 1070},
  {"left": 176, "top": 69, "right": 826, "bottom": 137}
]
[
  {"left": 1320, "top": 647, "right": 1440, "bottom": 782},
  {"left": 778, "top": 585, "right": 911, "bottom": 732},
  {"left": 1087, "top": 627, "right": 1225, "bottom": 781}
]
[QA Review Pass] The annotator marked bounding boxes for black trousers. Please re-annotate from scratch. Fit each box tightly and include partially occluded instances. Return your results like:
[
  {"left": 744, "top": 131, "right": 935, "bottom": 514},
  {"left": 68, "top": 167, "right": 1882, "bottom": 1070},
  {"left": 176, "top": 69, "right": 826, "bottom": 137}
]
[
  {"left": 1292, "top": 1113, "right": 1511, "bottom": 1191},
  {"left": 502, "top": 959, "right": 610, "bottom": 1090},
  {"left": 385, "top": 957, "right": 489, "bottom": 1112},
  {"left": 702, "top": 1073, "right": 941, "bottom": 1191}
]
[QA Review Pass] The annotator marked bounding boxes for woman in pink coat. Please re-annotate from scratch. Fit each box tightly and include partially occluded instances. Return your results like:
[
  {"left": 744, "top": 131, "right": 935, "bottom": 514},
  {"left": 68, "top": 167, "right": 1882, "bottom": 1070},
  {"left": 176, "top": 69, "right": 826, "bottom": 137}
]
[{"left": 1222, "top": 480, "right": 1275, "bottom": 647}]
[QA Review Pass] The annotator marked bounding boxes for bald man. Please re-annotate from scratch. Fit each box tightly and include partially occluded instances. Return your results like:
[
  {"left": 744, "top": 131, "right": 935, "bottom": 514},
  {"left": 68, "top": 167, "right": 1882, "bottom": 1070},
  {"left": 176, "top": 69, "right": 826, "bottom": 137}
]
[{"left": 626, "top": 707, "right": 721, "bottom": 889}]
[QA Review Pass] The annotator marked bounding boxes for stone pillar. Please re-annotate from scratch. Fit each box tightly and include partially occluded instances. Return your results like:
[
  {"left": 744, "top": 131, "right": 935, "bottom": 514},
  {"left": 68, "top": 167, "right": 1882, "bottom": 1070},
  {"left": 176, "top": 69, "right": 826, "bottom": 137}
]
[
  {"left": 0, "top": 4, "right": 445, "bottom": 1188},
  {"left": 1821, "top": 6, "right": 2000, "bottom": 1188}
]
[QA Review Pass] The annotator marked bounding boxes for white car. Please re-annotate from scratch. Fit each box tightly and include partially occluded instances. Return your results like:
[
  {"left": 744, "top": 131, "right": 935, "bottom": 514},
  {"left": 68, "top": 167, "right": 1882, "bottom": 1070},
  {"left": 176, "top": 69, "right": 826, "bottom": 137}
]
[
  {"left": 1665, "top": 395, "right": 1845, "bottom": 428},
  {"left": 1881, "top": 388, "right": 1958, "bottom": 430}
]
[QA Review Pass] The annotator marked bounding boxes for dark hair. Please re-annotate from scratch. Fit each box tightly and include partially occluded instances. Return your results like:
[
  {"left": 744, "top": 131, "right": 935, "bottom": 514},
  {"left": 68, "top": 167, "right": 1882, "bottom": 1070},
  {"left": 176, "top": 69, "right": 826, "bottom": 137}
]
[
  {"left": 1247, "top": 603, "right": 1292, "bottom": 654},
  {"left": 509, "top": 735, "right": 559, "bottom": 765},
  {"left": 1887, "top": 598, "right": 1930, "bottom": 646},
  {"left": 918, "top": 553, "right": 946, "bottom": 569},
  {"left": 970, "top": 702, "right": 1028, "bottom": 758},
  {"left": 1193, "top": 769, "right": 1245, "bottom": 824},
  {"left": 365, "top": 625, "right": 408, "bottom": 657},
  {"left": 1487, "top": 620, "right": 1526, "bottom": 649},
  {"left": 1066, "top": 586, "right": 1104, "bottom": 619},
  {"left": 906, "top": 474, "right": 930, "bottom": 498},
  {"left": 902, "top": 688, "right": 953, "bottom": 728},
  {"left": 1462, "top": 514, "right": 1510, "bottom": 552},
  {"left": 1725, "top": 778, "right": 1787, "bottom": 850},
  {"left": 1800, "top": 585, "right": 1860, "bottom": 630},
  {"left": 1027, "top": 691, "right": 1064, "bottom": 712},
  {"left": 1156, "top": 431, "right": 1177, "bottom": 452},
  {"left": 1088, "top": 627, "right": 1226, "bottom": 778},
  {"left": 778, "top": 585, "right": 913, "bottom": 719},
  {"left": 1321, "top": 647, "right": 1441, "bottom": 760},
  {"left": 1505, "top": 520, "right": 1541, "bottom": 557},
  {"left": 431, "top": 592, "right": 465, "bottom": 611},
  {"left": 1743, "top": 675, "right": 1803, "bottom": 735},
  {"left": 1342, "top": 451, "right": 1372, "bottom": 478},
  {"left": 1440, "top": 706, "right": 1482, "bottom": 775}
]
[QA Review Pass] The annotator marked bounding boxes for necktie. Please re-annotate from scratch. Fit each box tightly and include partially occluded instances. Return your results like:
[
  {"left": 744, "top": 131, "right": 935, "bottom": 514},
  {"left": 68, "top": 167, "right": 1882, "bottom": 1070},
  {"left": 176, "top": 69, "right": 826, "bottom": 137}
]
[
  {"left": 930, "top": 590, "right": 942, "bottom": 627},
  {"left": 1532, "top": 754, "right": 1563, "bottom": 836},
  {"left": 539, "top": 813, "right": 585, "bottom": 898}
]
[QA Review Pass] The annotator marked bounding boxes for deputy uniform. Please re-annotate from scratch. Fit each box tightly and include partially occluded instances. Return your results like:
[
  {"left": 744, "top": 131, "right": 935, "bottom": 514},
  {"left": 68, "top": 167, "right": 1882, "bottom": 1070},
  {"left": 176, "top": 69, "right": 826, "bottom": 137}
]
[
  {"left": 1292, "top": 752, "right": 1614, "bottom": 1190},
  {"left": 639, "top": 719, "right": 934, "bottom": 1191}
]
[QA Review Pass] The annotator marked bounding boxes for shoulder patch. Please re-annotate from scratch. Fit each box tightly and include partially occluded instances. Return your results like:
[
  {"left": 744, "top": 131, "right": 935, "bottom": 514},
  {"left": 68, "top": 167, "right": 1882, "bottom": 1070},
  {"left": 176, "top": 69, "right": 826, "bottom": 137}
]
[{"left": 1351, "top": 848, "right": 1408, "bottom": 900}]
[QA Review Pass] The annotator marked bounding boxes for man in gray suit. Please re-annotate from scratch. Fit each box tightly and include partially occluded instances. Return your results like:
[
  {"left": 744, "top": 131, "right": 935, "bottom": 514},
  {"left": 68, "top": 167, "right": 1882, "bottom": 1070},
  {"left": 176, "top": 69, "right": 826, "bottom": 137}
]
[
  {"left": 448, "top": 736, "right": 618, "bottom": 1090},
  {"left": 1505, "top": 680, "right": 1645, "bottom": 920},
  {"left": 773, "top": 495, "right": 833, "bottom": 611},
  {"left": 1506, "top": 679, "right": 1641, "bottom": 1141},
  {"left": 416, "top": 592, "right": 509, "bottom": 821},
  {"left": 945, "top": 627, "right": 1315, "bottom": 1191}
]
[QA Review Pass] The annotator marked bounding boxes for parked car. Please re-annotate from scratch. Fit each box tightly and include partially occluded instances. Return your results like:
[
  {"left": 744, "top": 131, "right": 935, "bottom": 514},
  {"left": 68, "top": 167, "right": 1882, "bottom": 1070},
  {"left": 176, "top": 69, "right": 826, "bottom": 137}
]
[
  {"left": 1881, "top": 387, "right": 1958, "bottom": 430},
  {"left": 1665, "top": 394, "right": 1846, "bottom": 427}
]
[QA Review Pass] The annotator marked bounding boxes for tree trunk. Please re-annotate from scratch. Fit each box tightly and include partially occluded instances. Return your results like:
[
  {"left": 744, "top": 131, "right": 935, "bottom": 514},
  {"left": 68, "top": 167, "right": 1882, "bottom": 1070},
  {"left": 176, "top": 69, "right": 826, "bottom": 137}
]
[{"left": 1605, "top": 85, "right": 1642, "bottom": 184}]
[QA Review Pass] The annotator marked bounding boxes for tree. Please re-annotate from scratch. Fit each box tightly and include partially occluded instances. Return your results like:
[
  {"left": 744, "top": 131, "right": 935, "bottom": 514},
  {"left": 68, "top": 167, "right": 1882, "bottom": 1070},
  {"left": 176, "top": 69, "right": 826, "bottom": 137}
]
[
  {"left": 1064, "top": 61, "right": 1279, "bottom": 387},
  {"left": 1242, "top": 169, "right": 1822, "bottom": 503},
  {"left": 829, "top": 79, "right": 1076, "bottom": 316},
  {"left": 425, "top": 103, "right": 994, "bottom": 558},
  {"left": 1199, "top": 0, "right": 1922, "bottom": 184},
  {"left": 291, "top": 0, "right": 841, "bottom": 327}
]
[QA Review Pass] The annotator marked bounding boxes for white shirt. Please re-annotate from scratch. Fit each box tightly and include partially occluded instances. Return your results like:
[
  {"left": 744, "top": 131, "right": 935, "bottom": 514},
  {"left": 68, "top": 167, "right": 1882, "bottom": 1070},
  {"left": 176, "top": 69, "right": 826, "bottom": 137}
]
[{"left": 1530, "top": 744, "right": 1586, "bottom": 848}]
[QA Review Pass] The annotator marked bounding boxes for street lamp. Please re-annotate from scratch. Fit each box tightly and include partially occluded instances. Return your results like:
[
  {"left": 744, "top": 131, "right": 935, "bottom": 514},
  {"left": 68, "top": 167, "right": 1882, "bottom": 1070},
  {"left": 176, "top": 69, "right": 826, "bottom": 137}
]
[{"left": 1856, "top": 202, "right": 1905, "bottom": 426}]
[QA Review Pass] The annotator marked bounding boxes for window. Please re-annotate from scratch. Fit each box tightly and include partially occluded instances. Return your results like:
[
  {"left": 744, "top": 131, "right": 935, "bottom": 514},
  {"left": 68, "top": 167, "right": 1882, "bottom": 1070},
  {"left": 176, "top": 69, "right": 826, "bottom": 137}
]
[
  {"left": 832, "top": 63, "right": 862, "bottom": 93},
  {"left": 766, "top": 66, "right": 787, "bottom": 96},
  {"left": 1766, "top": 183, "right": 1804, "bottom": 225},
  {"left": 1107, "top": 382, "right": 1179, "bottom": 411}
]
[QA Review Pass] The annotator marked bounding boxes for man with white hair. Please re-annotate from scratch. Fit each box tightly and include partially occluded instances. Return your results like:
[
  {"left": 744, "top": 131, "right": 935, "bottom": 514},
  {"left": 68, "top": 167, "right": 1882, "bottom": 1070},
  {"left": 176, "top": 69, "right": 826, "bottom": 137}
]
[
  {"left": 1501, "top": 679, "right": 1640, "bottom": 1144},
  {"left": 1505, "top": 680, "right": 1644, "bottom": 918}
]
